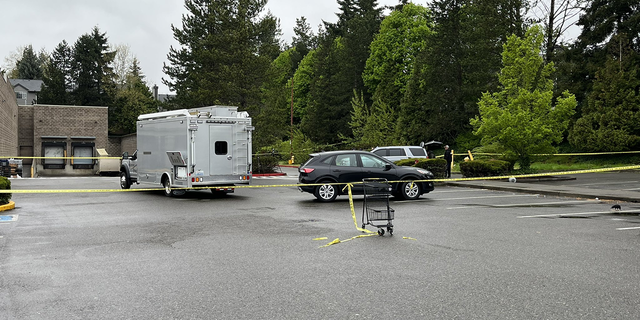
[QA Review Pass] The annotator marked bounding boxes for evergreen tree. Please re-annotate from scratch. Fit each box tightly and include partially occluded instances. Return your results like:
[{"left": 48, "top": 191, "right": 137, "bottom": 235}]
[
  {"left": 163, "top": 0, "right": 281, "bottom": 110},
  {"left": 255, "top": 49, "right": 296, "bottom": 148},
  {"left": 399, "top": 0, "right": 527, "bottom": 145},
  {"left": 566, "top": 0, "right": 640, "bottom": 112},
  {"left": 109, "top": 59, "right": 156, "bottom": 134},
  {"left": 40, "top": 41, "right": 73, "bottom": 105},
  {"left": 71, "top": 27, "right": 116, "bottom": 106},
  {"left": 569, "top": 37, "right": 640, "bottom": 151},
  {"left": 302, "top": 0, "right": 383, "bottom": 144},
  {"left": 16, "top": 45, "right": 43, "bottom": 80}
]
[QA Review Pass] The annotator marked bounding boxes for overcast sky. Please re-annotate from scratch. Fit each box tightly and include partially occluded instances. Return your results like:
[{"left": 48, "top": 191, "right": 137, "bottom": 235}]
[{"left": 0, "top": 0, "right": 406, "bottom": 93}]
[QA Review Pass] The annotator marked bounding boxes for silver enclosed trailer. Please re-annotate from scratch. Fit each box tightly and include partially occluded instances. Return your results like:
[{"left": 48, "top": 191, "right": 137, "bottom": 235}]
[{"left": 120, "top": 106, "right": 253, "bottom": 196}]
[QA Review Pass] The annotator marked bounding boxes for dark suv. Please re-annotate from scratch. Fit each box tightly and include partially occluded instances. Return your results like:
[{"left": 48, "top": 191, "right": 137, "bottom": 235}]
[{"left": 298, "top": 150, "right": 435, "bottom": 202}]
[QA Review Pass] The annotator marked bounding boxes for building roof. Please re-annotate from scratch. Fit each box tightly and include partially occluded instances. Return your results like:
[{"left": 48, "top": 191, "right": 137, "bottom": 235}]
[{"left": 9, "top": 79, "right": 44, "bottom": 92}]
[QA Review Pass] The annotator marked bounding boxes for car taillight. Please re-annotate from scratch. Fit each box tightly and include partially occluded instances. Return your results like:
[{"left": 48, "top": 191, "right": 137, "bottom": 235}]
[{"left": 300, "top": 168, "right": 315, "bottom": 174}]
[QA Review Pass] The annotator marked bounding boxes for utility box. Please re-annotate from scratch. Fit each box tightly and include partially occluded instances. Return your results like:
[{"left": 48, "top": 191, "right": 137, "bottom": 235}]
[{"left": 96, "top": 149, "right": 120, "bottom": 175}]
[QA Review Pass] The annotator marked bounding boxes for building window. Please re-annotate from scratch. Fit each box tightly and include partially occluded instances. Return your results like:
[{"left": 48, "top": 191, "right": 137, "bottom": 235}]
[{"left": 16, "top": 91, "right": 27, "bottom": 100}]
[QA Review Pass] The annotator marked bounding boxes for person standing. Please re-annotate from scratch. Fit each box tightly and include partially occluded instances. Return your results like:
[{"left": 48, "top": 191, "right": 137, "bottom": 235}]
[{"left": 444, "top": 145, "right": 452, "bottom": 178}]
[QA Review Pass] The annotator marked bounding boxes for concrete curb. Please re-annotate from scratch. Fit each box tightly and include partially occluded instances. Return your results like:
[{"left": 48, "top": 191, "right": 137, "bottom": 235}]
[{"left": 0, "top": 201, "right": 16, "bottom": 212}]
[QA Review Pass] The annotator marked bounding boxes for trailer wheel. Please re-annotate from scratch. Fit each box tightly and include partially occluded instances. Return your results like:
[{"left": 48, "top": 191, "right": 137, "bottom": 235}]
[{"left": 120, "top": 172, "right": 131, "bottom": 189}]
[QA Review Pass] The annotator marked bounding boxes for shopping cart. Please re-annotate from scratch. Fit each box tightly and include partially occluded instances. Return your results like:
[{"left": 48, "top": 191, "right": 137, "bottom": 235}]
[{"left": 361, "top": 178, "right": 395, "bottom": 236}]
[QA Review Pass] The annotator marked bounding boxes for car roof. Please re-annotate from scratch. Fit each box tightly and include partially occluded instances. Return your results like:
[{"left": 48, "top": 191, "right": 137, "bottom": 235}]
[
  {"left": 373, "top": 146, "right": 422, "bottom": 149},
  {"left": 309, "top": 150, "right": 375, "bottom": 157}
]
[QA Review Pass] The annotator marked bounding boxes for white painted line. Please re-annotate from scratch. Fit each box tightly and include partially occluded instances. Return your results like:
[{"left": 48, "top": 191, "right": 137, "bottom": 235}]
[
  {"left": 518, "top": 209, "right": 639, "bottom": 218},
  {"left": 616, "top": 226, "right": 640, "bottom": 231},
  {"left": 435, "top": 194, "right": 539, "bottom": 201},
  {"left": 622, "top": 187, "right": 640, "bottom": 191},
  {"left": 581, "top": 181, "right": 638, "bottom": 186},
  {"left": 432, "top": 189, "right": 485, "bottom": 194},
  {"left": 494, "top": 200, "right": 596, "bottom": 207},
  {"left": 448, "top": 200, "right": 594, "bottom": 210},
  {"left": 518, "top": 211, "right": 606, "bottom": 218}
]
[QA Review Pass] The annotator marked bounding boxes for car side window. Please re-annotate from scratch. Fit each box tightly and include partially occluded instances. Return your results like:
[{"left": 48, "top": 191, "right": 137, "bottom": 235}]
[
  {"left": 389, "top": 148, "right": 405, "bottom": 156},
  {"left": 373, "top": 149, "right": 387, "bottom": 156},
  {"left": 360, "top": 154, "right": 386, "bottom": 168},
  {"left": 335, "top": 154, "right": 357, "bottom": 167},
  {"left": 321, "top": 156, "right": 336, "bottom": 165},
  {"left": 410, "top": 148, "right": 426, "bottom": 157}
]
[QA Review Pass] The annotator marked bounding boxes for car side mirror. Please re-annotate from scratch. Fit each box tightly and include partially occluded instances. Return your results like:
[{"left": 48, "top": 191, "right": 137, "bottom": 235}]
[{"left": 384, "top": 164, "right": 392, "bottom": 171}]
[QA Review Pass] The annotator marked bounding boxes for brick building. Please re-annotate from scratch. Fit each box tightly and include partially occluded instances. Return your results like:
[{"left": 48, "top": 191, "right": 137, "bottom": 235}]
[
  {"left": 18, "top": 104, "right": 109, "bottom": 176},
  {"left": 0, "top": 75, "right": 19, "bottom": 157}
]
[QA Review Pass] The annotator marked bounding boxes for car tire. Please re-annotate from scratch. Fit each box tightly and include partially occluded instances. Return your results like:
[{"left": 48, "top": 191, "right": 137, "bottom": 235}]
[
  {"left": 314, "top": 183, "right": 338, "bottom": 202},
  {"left": 400, "top": 181, "right": 421, "bottom": 200},
  {"left": 120, "top": 172, "right": 131, "bottom": 189}
]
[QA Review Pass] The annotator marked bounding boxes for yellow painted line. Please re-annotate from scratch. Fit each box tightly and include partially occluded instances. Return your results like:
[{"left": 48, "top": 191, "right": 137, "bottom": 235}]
[{"left": 0, "top": 201, "right": 16, "bottom": 212}]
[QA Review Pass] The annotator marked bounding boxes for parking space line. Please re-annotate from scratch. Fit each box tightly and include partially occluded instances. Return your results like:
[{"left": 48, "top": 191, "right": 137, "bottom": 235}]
[
  {"left": 446, "top": 199, "right": 594, "bottom": 210},
  {"left": 434, "top": 194, "right": 539, "bottom": 201},
  {"left": 432, "top": 189, "right": 485, "bottom": 194},
  {"left": 616, "top": 226, "right": 640, "bottom": 231},
  {"left": 581, "top": 181, "right": 638, "bottom": 186},
  {"left": 517, "top": 210, "right": 631, "bottom": 218}
]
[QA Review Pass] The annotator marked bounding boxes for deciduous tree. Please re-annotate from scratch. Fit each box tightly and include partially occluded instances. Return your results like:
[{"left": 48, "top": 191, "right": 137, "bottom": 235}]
[{"left": 471, "top": 26, "right": 577, "bottom": 169}]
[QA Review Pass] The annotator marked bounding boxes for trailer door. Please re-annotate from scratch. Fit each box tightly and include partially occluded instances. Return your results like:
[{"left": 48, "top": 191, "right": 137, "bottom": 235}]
[{"left": 209, "top": 125, "right": 234, "bottom": 175}]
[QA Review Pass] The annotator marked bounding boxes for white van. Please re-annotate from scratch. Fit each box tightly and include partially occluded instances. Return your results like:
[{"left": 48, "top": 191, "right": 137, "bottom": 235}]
[{"left": 371, "top": 146, "right": 428, "bottom": 162}]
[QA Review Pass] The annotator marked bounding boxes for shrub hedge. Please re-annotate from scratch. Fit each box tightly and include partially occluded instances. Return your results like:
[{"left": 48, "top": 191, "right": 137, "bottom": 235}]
[
  {"left": 253, "top": 154, "right": 281, "bottom": 174},
  {"left": 459, "top": 159, "right": 511, "bottom": 177},
  {"left": 0, "top": 177, "right": 11, "bottom": 205},
  {"left": 394, "top": 158, "right": 448, "bottom": 179}
]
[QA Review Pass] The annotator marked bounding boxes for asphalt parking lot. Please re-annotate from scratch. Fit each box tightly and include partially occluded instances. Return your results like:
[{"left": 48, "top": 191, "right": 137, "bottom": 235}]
[{"left": 1, "top": 171, "right": 640, "bottom": 319}]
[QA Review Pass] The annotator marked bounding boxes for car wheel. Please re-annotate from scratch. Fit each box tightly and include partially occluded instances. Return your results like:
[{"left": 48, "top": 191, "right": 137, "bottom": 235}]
[
  {"left": 120, "top": 172, "right": 131, "bottom": 189},
  {"left": 314, "top": 183, "right": 338, "bottom": 202},
  {"left": 400, "top": 181, "right": 421, "bottom": 200}
]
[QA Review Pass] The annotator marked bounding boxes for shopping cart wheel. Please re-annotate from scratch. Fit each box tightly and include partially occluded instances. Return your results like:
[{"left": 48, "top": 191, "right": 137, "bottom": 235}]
[
  {"left": 387, "top": 227, "right": 393, "bottom": 235},
  {"left": 378, "top": 228, "right": 385, "bottom": 236},
  {"left": 361, "top": 224, "right": 366, "bottom": 229}
]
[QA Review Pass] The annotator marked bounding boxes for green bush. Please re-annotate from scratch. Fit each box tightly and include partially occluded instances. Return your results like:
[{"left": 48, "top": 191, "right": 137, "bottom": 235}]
[
  {"left": 0, "top": 177, "right": 11, "bottom": 205},
  {"left": 414, "top": 158, "right": 448, "bottom": 179},
  {"left": 253, "top": 154, "right": 282, "bottom": 174},
  {"left": 459, "top": 159, "right": 511, "bottom": 177},
  {"left": 394, "top": 158, "right": 422, "bottom": 166},
  {"left": 394, "top": 158, "right": 448, "bottom": 179}
]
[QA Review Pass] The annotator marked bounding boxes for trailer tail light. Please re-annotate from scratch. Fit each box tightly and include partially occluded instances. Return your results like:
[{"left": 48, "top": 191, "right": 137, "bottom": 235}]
[
  {"left": 300, "top": 168, "right": 315, "bottom": 174},
  {"left": 192, "top": 177, "right": 204, "bottom": 182}
]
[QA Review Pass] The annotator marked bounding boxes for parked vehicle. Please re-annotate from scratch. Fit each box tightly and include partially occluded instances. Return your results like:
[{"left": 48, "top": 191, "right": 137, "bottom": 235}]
[
  {"left": 120, "top": 106, "right": 254, "bottom": 196},
  {"left": 371, "top": 146, "right": 428, "bottom": 162},
  {"left": 298, "top": 150, "right": 435, "bottom": 202}
]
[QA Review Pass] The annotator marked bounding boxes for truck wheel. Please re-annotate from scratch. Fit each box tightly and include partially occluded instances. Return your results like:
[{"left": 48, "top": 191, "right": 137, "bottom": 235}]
[
  {"left": 120, "top": 172, "right": 131, "bottom": 189},
  {"left": 163, "top": 178, "right": 185, "bottom": 197},
  {"left": 163, "top": 179, "right": 173, "bottom": 197},
  {"left": 400, "top": 181, "right": 421, "bottom": 200}
]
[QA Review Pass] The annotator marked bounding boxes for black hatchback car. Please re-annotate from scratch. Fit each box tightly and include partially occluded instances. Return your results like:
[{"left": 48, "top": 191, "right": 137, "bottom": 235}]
[{"left": 298, "top": 150, "right": 435, "bottom": 202}]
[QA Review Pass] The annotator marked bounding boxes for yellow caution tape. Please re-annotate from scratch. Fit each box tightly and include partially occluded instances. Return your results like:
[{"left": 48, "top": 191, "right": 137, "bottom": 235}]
[
  {"left": 1, "top": 165, "right": 639, "bottom": 194},
  {"left": 0, "top": 156, "right": 121, "bottom": 159},
  {"left": 403, "top": 237, "right": 417, "bottom": 241},
  {"left": 313, "top": 237, "right": 328, "bottom": 241}
]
